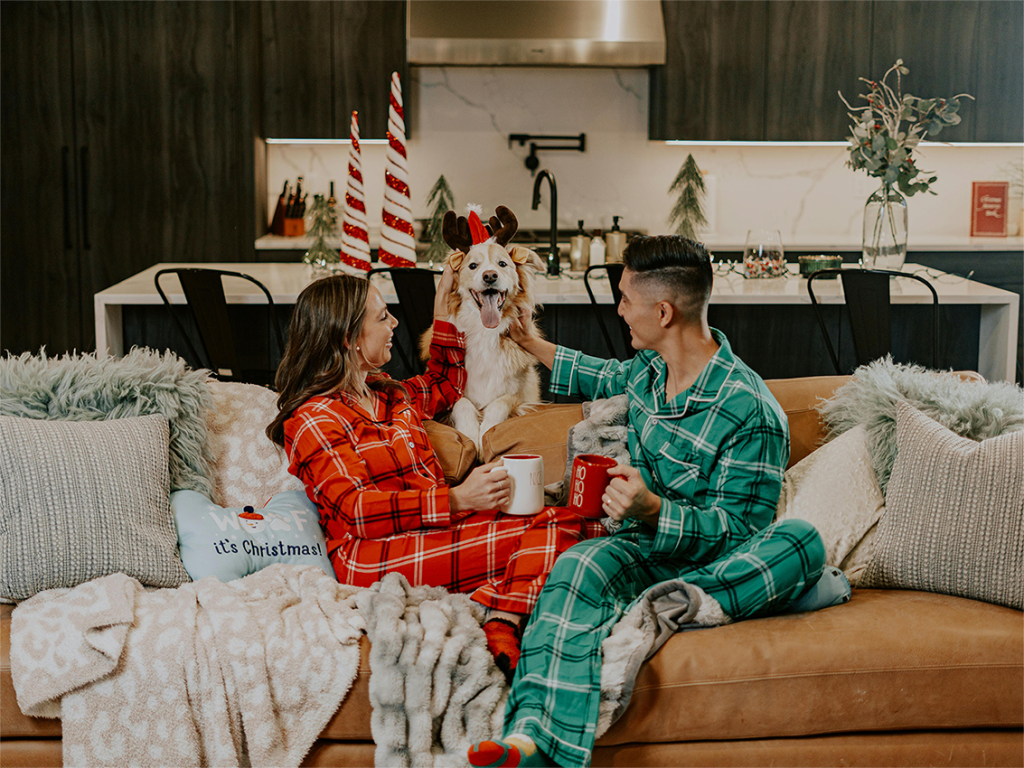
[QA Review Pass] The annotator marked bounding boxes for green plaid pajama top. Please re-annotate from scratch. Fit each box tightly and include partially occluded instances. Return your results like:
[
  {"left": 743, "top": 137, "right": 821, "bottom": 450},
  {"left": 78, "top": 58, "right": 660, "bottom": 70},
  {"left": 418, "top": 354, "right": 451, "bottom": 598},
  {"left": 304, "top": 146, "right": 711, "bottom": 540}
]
[{"left": 505, "top": 330, "right": 826, "bottom": 766}]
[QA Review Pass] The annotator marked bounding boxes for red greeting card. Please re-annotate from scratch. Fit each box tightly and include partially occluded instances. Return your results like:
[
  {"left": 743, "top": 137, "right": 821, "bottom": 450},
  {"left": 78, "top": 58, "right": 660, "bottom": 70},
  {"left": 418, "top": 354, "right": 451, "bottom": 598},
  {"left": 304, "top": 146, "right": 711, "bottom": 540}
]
[{"left": 970, "top": 181, "right": 1009, "bottom": 237}]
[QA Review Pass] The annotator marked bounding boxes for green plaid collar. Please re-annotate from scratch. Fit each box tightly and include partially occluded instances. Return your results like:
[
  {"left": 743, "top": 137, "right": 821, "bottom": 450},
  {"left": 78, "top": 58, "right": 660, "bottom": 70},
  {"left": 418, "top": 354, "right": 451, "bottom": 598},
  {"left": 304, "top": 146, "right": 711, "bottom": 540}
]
[{"left": 642, "top": 328, "right": 736, "bottom": 417}]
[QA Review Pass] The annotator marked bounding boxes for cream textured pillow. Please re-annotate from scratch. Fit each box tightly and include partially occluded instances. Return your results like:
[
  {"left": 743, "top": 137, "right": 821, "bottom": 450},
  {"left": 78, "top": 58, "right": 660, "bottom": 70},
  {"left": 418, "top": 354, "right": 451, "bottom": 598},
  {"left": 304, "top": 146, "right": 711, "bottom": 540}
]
[
  {"left": 862, "top": 402, "right": 1024, "bottom": 609},
  {"left": 775, "top": 425, "right": 885, "bottom": 584},
  {"left": 206, "top": 381, "right": 303, "bottom": 508},
  {"left": 0, "top": 414, "right": 189, "bottom": 601}
]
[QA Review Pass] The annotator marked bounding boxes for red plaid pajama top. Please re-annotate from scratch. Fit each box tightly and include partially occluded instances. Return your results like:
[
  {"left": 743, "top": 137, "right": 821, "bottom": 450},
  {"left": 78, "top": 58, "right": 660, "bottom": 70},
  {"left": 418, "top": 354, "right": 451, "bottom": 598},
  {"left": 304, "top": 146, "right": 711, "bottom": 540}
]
[{"left": 284, "top": 319, "right": 605, "bottom": 614}]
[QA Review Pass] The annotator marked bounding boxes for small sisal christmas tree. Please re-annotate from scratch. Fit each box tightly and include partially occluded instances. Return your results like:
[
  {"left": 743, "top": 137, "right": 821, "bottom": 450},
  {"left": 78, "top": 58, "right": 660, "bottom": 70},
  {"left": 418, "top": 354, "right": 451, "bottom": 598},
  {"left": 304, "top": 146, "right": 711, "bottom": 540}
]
[
  {"left": 423, "top": 175, "right": 456, "bottom": 268},
  {"left": 667, "top": 154, "right": 708, "bottom": 239},
  {"left": 303, "top": 194, "right": 340, "bottom": 269}
]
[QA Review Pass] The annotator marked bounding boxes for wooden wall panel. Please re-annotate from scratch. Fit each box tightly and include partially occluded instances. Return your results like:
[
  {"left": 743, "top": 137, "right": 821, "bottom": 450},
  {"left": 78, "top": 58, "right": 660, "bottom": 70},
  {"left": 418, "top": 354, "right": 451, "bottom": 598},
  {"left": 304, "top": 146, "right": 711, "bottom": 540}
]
[
  {"left": 650, "top": 0, "right": 767, "bottom": 141},
  {"left": 765, "top": 1, "right": 873, "bottom": 141},
  {"left": 0, "top": 1, "right": 82, "bottom": 355}
]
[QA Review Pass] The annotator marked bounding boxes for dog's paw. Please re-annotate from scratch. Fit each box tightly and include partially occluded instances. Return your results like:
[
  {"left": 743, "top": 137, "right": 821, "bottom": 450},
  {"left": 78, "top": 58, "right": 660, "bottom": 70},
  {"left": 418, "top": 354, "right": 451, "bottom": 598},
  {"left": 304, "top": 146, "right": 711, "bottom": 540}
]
[{"left": 451, "top": 398, "right": 481, "bottom": 445}]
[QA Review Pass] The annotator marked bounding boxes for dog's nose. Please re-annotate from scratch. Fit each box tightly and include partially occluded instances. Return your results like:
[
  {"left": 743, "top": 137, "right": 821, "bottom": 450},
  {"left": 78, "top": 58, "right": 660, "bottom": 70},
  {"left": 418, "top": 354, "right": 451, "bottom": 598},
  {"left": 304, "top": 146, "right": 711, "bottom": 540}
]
[{"left": 482, "top": 270, "right": 498, "bottom": 284}]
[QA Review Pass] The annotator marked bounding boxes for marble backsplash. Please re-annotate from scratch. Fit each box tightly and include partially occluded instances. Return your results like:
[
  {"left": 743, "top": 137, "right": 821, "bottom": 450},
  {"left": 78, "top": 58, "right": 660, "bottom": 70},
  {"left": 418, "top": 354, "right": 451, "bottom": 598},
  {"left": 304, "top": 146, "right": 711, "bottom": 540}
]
[{"left": 266, "top": 67, "right": 1024, "bottom": 247}]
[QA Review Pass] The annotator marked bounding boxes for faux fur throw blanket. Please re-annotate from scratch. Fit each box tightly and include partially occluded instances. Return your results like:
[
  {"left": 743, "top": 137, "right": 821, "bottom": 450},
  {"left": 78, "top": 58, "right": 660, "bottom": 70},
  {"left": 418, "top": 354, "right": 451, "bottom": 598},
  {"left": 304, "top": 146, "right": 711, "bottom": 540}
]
[
  {"left": 10, "top": 565, "right": 363, "bottom": 768},
  {"left": 357, "top": 572, "right": 730, "bottom": 767}
]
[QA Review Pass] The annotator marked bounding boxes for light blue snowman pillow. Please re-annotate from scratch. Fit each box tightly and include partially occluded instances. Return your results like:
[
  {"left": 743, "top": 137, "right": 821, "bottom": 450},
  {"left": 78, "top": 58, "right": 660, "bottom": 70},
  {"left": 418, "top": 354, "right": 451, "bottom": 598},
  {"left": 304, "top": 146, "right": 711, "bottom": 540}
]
[{"left": 171, "top": 489, "right": 336, "bottom": 582}]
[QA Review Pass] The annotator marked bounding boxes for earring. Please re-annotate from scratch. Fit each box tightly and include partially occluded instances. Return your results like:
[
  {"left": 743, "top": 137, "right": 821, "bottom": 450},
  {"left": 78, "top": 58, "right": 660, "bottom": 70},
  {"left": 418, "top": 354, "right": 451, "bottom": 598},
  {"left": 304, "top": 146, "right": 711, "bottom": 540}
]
[{"left": 356, "top": 346, "right": 360, "bottom": 350}]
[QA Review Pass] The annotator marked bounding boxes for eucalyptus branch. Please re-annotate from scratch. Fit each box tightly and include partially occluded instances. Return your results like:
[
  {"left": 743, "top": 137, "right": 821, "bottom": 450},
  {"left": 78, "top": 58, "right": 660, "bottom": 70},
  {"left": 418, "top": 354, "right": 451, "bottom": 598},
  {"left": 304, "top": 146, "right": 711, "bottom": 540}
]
[{"left": 839, "top": 59, "right": 972, "bottom": 197}]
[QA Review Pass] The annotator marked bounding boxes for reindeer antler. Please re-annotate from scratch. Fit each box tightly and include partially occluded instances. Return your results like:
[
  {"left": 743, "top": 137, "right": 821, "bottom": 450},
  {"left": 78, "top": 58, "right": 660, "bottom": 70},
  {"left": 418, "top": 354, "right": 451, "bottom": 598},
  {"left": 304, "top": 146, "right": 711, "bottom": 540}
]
[
  {"left": 442, "top": 210, "right": 473, "bottom": 252},
  {"left": 488, "top": 206, "right": 518, "bottom": 247}
]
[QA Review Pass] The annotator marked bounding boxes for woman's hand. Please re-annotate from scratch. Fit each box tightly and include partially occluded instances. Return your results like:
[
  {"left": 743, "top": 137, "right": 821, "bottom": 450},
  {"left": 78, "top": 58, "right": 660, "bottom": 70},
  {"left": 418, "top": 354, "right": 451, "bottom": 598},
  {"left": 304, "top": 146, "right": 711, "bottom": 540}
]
[
  {"left": 433, "top": 262, "right": 457, "bottom": 321},
  {"left": 450, "top": 461, "right": 510, "bottom": 513},
  {"left": 602, "top": 465, "right": 661, "bottom": 526}
]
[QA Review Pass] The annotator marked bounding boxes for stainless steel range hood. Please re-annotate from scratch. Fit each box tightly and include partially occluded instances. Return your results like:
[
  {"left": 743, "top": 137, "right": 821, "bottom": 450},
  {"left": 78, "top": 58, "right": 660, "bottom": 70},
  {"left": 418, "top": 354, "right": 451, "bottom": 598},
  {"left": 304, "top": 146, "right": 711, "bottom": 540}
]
[{"left": 408, "top": 1, "right": 665, "bottom": 67}]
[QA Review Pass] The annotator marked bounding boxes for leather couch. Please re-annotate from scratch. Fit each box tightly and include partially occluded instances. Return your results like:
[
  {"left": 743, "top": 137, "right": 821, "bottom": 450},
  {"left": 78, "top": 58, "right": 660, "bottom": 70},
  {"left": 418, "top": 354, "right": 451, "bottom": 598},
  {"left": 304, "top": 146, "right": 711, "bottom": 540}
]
[{"left": 3, "top": 375, "right": 1022, "bottom": 767}]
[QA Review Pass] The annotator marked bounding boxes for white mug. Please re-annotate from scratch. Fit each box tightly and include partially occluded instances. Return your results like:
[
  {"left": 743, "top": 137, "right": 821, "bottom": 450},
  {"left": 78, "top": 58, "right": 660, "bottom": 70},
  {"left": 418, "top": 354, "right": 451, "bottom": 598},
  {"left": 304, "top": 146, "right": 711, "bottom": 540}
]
[{"left": 501, "top": 454, "right": 545, "bottom": 516}]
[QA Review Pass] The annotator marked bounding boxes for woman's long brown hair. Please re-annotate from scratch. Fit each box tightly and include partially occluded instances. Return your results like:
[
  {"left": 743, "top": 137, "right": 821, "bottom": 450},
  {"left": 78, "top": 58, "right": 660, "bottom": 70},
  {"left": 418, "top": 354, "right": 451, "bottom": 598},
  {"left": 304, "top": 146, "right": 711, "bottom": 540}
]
[{"left": 266, "top": 273, "right": 402, "bottom": 447}]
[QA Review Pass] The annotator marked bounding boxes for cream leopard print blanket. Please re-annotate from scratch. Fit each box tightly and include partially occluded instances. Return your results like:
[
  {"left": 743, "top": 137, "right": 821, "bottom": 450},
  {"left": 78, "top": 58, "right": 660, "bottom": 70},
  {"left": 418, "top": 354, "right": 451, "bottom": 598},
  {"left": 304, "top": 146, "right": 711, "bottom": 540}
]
[{"left": 10, "top": 564, "right": 362, "bottom": 767}]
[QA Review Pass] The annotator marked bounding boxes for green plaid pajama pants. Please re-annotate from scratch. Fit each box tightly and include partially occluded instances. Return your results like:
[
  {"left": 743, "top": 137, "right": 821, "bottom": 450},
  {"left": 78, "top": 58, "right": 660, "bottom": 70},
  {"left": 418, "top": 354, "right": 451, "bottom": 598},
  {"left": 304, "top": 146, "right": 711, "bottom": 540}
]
[{"left": 504, "top": 518, "right": 825, "bottom": 767}]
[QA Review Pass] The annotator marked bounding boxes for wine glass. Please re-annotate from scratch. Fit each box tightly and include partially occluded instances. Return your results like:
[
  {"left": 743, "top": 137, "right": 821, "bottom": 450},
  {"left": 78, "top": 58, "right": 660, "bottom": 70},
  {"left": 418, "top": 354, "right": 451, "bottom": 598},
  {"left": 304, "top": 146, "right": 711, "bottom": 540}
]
[{"left": 743, "top": 230, "right": 787, "bottom": 279}]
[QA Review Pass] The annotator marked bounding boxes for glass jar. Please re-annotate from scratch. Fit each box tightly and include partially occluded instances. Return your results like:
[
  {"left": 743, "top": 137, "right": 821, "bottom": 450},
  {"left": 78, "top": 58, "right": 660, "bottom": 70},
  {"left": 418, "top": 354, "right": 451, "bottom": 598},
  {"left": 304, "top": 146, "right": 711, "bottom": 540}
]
[{"left": 862, "top": 182, "right": 908, "bottom": 270}]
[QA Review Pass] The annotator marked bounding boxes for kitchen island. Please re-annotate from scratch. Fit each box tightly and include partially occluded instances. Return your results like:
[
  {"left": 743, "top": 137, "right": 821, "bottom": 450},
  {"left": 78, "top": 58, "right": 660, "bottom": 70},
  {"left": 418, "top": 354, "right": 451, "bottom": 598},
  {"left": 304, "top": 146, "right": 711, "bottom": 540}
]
[{"left": 96, "top": 262, "right": 1018, "bottom": 383}]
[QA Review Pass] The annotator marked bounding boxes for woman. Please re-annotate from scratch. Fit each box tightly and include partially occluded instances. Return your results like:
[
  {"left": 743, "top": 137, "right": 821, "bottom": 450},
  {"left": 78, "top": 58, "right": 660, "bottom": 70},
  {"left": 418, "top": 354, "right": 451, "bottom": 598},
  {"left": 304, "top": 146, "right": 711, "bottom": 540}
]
[{"left": 267, "top": 270, "right": 604, "bottom": 678}]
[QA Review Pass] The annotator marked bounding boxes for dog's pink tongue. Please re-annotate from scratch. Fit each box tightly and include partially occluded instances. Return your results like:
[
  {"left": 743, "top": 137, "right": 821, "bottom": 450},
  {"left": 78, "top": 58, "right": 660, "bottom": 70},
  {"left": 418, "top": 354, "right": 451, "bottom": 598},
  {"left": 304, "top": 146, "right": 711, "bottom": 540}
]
[{"left": 480, "top": 292, "right": 502, "bottom": 329}]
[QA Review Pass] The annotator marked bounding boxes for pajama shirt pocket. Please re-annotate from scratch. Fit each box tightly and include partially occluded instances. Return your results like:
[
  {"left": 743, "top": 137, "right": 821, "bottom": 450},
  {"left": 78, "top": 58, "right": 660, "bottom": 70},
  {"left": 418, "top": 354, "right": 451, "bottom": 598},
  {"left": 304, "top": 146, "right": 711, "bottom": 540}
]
[{"left": 657, "top": 446, "right": 703, "bottom": 498}]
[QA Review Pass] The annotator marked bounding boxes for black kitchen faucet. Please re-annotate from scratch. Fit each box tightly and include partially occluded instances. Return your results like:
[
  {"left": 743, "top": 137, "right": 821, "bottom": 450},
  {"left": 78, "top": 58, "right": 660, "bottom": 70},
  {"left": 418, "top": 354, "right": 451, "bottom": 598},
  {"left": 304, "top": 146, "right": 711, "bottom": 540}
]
[{"left": 531, "top": 169, "right": 559, "bottom": 276}]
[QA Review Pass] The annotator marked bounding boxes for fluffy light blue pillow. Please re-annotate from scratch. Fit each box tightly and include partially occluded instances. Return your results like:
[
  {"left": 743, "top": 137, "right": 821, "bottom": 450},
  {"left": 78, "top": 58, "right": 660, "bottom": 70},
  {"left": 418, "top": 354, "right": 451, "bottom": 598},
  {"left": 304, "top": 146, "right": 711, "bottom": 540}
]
[{"left": 171, "top": 490, "right": 336, "bottom": 582}]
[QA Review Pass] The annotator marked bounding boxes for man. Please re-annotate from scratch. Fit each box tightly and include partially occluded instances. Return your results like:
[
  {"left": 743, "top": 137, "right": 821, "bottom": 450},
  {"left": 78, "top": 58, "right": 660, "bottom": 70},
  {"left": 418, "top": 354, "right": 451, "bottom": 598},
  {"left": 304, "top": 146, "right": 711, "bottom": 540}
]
[{"left": 468, "top": 235, "right": 825, "bottom": 768}]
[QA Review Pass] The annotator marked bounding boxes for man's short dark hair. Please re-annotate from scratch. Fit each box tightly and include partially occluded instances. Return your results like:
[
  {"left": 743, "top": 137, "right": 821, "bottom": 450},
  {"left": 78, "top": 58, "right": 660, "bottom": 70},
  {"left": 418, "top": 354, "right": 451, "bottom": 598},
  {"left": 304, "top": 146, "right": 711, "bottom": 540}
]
[{"left": 621, "top": 235, "right": 713, "bottom": 321}]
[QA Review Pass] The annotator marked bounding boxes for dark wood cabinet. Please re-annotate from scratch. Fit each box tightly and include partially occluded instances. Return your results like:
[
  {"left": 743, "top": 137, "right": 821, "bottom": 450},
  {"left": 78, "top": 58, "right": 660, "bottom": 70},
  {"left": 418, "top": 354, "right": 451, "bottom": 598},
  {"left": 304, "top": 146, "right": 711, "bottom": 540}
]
[
  {"left": 871, "top": 1, "right": 980, "bottom": 143},
  {"left": 653, "top": 0, "right": 1024, "bottom": 142},
  {"left": 764, "top": 2, "right": 873, "bottom": 141},
  {"left": 650, "top": 1, "right": 767, "bottom": 141},
  {"left": 971, "top": 1, "right": 1024, "bottom": 142},
  {"left": 1, "top": 1, "right": 256, "bottom": 356},
  {"left": 258, "top": 1, "right": 407, "bottom": 140}
]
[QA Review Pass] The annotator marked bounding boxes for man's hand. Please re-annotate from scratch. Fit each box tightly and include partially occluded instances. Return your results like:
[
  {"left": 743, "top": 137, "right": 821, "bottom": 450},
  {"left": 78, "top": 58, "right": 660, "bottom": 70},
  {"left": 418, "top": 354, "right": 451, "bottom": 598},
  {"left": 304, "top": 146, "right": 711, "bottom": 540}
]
[
  {"left": 602, "top": 465, "right": 661, "bottom": 527},
  {"left": 433, "top": 262, "right": 457, "bottom": 321},
  {"left": 507, "top": 307, "right": 538, "bottom": 347},
  {"left": 508, "top": 307, "right": 556, "bottom": 369}
]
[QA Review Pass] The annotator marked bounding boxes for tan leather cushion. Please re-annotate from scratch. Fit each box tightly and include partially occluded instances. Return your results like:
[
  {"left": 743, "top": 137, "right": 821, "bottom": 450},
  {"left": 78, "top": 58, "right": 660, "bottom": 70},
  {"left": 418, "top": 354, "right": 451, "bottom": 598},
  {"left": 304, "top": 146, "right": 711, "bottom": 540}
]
[
  {"left": 599, "top": 589, "right": 1023, "bottom": 745},
  {"left": 764, "top": 376, "right": 851, "bottom": 467},
  {"left": 480, "top": 404, "right": 584, "bottom": 483},
  {"left": 424, "top": 419, "right": 476, "bottom": 484}
]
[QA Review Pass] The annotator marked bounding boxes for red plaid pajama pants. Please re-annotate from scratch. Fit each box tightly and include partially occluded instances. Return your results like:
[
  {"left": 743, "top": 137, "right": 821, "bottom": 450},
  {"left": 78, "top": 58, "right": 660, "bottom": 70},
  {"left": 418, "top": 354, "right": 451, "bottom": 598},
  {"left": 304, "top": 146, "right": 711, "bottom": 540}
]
[{"left": 329, "top": 508, "right": 607, "bottom": 614}]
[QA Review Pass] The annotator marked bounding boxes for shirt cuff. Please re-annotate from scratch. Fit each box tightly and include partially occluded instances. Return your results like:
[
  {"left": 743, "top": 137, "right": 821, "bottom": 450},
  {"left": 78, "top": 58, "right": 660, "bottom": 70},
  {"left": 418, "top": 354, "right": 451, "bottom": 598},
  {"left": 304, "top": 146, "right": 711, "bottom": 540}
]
[
  {"left": 649, "top": 498, "right": 687, "bottom": 559},
  {"left": 422, "top": 486, "right": 452, "bottom": 527},
  {"left": 431, "top": 319, "right": 465, "bottom": 348},
  {"left": 549, "top": 346, "right": 581, "bottom": 396}
]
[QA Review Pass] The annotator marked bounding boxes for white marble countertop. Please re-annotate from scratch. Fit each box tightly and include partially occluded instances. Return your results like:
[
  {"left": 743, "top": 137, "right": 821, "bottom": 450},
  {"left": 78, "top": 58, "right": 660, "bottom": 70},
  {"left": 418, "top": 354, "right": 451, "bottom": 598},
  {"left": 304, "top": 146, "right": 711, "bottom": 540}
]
[{"left": 95, "top": 262, "right": 1019, "bottom": 381}]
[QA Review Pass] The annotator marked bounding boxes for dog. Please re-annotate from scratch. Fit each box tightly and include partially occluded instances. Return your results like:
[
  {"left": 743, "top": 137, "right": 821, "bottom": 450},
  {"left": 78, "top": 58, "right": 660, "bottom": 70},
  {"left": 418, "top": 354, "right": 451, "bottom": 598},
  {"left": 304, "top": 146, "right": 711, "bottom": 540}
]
[{"left": 420, "top": 205, "right": 546, "bottom": 451}]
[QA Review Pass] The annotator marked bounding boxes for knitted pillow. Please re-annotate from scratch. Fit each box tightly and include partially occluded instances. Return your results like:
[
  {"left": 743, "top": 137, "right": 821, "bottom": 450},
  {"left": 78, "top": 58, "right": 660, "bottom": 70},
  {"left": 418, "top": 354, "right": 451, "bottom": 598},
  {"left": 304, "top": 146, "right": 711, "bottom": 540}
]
[
  {"left": 862, "top": 402, "right": 1024, "bottom": 609},
  {"left": 0, "top": 415, "right": 189, "bottom": 601}
]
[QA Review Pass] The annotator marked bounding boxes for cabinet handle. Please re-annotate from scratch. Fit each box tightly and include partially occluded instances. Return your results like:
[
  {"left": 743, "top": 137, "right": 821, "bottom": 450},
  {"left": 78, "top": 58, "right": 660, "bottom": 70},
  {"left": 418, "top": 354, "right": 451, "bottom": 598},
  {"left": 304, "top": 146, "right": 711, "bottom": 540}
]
[
  {"left": 79, "top": 146, "right": 90, "bottom": 250},
  {"left": 62, "top": 146, "right": 72, "bottom": 250}
]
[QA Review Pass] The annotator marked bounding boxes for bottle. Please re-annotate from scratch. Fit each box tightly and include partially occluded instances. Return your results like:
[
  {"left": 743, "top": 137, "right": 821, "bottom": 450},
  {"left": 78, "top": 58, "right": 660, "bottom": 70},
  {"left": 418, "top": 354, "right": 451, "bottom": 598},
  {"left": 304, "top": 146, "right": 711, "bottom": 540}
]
[
  {"left": 569, "top": 220, "right": 591, "bottom": 271},
  {"left": 327, "top": 181, "right": 337, "bottom": 210},
  {"left": 589, "top": 229, "right": 606, "bottom": 266},
  {"left": 605, "top": 216, "right": 626, "bottom": 263}
]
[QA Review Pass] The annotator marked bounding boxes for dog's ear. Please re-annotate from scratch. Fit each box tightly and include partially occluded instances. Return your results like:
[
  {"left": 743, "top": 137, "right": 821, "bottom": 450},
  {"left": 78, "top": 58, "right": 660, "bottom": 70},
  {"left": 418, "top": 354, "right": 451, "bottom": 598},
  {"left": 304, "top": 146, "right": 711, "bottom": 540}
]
[
  {"left": 446, "top": 249, "right": 466, "bottom": 271},
  {"left": 508, "top": 245, "right": 545, "bottom": 272}
]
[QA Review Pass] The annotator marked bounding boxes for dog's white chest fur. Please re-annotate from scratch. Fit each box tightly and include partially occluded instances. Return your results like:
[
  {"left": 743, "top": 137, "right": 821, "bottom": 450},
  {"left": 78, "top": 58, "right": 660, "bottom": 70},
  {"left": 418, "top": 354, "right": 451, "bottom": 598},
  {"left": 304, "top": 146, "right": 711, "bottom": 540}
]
[{"left": 459, "top": 317, "right": 525, "bottom": 408}]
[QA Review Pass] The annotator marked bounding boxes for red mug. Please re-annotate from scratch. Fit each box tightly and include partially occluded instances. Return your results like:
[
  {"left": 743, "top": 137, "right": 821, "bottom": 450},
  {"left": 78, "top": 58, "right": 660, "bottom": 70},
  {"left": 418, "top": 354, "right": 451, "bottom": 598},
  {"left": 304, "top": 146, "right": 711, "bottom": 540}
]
[{"left": 568, "top": 453, "right": 618, "bottom": 518}]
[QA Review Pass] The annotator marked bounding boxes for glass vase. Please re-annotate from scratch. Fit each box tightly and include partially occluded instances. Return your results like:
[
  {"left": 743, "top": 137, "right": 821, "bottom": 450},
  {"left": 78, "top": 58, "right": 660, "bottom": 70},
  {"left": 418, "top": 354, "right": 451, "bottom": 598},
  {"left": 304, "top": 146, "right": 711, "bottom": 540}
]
[{"left": 862, "top": 182, "right": 908, "bottom": 270}]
